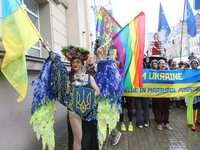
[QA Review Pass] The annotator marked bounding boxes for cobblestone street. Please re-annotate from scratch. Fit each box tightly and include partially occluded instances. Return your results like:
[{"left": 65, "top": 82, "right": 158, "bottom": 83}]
[{"left": 54, "top": 107, "right": 200, "bottom": 150}]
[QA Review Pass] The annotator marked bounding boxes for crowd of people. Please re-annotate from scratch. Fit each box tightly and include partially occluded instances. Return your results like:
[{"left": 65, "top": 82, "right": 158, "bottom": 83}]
[
  {"left": 84, "top": 47, "right": 200, "bottom": 147},
  {"left": 33, "top": 39, "right": 200, "bottom": 150}
]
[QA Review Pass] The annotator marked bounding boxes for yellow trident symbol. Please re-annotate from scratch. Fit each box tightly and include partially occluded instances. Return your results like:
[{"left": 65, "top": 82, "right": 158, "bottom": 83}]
[{"left": 76, "top": 89, "right": 91, "bottom": 113}]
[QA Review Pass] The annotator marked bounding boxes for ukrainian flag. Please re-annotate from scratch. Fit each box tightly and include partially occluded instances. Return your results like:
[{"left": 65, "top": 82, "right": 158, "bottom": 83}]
[{"left": 1, "top": 0, "right": 40, "bottom": 102}]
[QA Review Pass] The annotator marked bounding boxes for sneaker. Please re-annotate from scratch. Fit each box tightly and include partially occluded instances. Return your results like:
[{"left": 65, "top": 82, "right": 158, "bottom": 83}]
[
  {"left": 121, "top": 123, "right": 126, "bottom": 132},
  {"left": 128, "top": 124, "right": 133, "bottom": 132},
  {"left": 111, "top": 131, "right": 121, "bottom": 146},
  {"left": 144, "top": 123, "right": 149, "bottom": 128},
  {"left": 138, "top": 125, "right": 143, "bottom": 129},
  {"left": 157, "top": 124, "right": 162, "bottom": 131},
  {"left": 177, "top": 104, "right": 184, "bottom": 109},
  {"left": 164, "top": 124, "right": 173, "bottom": 131}
]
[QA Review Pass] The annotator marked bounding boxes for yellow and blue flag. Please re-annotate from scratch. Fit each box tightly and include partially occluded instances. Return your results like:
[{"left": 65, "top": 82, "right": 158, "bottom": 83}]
[
  {"left": 2, "top": 0, "right": 40, "bottom": 102},
  {"left": 183, "top": 0, "right": 197, "bottom": 37},
  {"left": 158, "top": 3, "right": 171, "bottom": 43}
]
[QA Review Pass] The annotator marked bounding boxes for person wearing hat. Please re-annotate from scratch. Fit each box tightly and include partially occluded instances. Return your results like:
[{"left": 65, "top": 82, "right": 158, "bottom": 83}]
[
  {"left": 36, "top": 40, "right": 101, "bottom": 150},
  {"left": 35, "top": 40, "right": 123, "bottom": 150},
  {"left": 186, "top": 59, "right": 200, "bottom": 131}
]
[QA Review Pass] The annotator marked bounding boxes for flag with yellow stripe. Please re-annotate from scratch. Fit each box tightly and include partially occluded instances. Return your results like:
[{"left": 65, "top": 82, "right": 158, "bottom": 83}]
[{"left": 1, "top": 0, "right": 41, "bottom": 102}]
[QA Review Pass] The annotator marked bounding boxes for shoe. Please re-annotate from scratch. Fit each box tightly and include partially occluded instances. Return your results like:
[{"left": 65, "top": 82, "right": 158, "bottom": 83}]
[
  {"left": 157, "top": 124, "right": 162, "bottom": 131},
  {"left": 138, "top": 125, "right": 143, "bottom": 129},
  {"left": 121, "top": 123, "right": 126, "bottom": 132},
  {"left": 164, "top": 124, "right": 173, "bottom": 131},
  {"left": 111, "top": 131, "right": 121, "bottom": 146},
  {"left": 191, "top": 113, "right": 196, "bottom": 131},
  {"left": 144, "top": 123, "right": 149, "bottom": 128},
  {"left": 191, "top": 125, "right": 196, "bottom": 131},
  {"left": 128, "top": 124, "right": 133, "bottom": 132},
  {"left": 177, "top": 104, "right": 184, "bottom": 109}
]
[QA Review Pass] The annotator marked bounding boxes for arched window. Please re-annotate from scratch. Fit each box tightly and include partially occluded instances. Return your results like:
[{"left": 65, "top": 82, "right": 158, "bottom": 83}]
[{"left": 20, "top": 0, "right": 41, "bottom": 57}]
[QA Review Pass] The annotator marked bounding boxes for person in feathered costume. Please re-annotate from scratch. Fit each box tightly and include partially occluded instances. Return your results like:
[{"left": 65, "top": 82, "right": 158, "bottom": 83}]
[
  {"left": 30, "top": 40, "right": 100, "bottom": 150},
  {"left": 86, "top": 46, "right": 123, "bottom": 148},
  {"left": 30, "top": 40, "right": 122, "bottom": 150}
]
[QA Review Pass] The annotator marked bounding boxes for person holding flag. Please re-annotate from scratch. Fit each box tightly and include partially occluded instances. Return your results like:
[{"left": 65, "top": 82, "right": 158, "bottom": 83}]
[{"left": 32, "top": 40, "right": 101, "bottom": 150}]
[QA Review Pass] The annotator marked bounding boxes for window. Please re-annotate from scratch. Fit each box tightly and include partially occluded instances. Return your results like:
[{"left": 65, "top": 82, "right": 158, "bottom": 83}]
[
  {"left": 20, "top": 0, "right": 41, "bottom": 57},
  {"left": 172, "top": 39, "right": 174, "bottom": 44}
]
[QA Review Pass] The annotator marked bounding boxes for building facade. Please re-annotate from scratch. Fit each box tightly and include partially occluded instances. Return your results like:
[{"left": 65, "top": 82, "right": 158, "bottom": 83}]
[
  {"left": 166, "top": 13, "right": 200, "bottom": 60},
  {"left": 0, "top": 0, "right": 95, "bottom": 149}
]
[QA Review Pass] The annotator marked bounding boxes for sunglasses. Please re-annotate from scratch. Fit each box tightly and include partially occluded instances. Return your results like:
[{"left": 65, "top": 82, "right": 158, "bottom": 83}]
[{"left": 72, "top": 60, "right": 81, "bottom": 65}]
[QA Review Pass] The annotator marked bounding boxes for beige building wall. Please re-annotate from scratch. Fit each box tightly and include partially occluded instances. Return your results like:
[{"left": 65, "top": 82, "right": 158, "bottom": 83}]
[
  {"left": 66, "top": 0, "right": 92, "bottom": 52},
  {"left": 51, "top": 0, "right": 68, "bottom": 57},
  {"left": 0, "top": 0, "right": 93, "bottom": 149}
]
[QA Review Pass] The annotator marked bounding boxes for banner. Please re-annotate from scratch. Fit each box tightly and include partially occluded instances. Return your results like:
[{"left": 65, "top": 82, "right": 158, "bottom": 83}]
[
  {"left": 123, "top": 69, "right": 200, "bottom": 98},
  {"left": 148, "top": 31, "right": 165, "bottom": 57}
]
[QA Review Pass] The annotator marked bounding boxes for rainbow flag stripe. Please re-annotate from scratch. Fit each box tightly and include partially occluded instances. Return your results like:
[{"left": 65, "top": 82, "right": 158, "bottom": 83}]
[
  {"left": 96, "top": 6, "right": 103, "bottom": 32},
  {"left": 113, "top": 12, "right": 145, "bottom": 90}
]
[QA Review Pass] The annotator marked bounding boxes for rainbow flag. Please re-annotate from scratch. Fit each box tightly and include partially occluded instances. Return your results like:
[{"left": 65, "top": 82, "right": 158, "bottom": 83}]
[
  {"left": 96, "top": 6, "right": 122, "bottom": 58},
  {"left": 113, "top": 12, "right": 145, "bottom": 90},
  {"left": 2, "top": 0, "right": 40, "bottom": 102}
]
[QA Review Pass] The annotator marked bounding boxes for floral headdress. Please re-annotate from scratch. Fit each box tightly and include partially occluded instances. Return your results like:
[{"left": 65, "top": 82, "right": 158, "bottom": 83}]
[{"left": 61, "top": 44, "right": 90, "bottom": 61}]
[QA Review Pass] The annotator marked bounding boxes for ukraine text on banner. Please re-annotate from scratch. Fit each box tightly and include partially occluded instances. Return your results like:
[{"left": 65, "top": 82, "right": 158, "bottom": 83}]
[
  {"left": 96, "top": 6, "right": 122, "bottom": 58},
  {"left": 2, "top": 0, "right": 41, "bottom": 102},
  {"left": 123, "top": 69, "right": 200, "bottom": 98},
  {"left": 183, "top": 0, "right": 197, "bottom": 37},
  {"left": 158, "top": 3, "right": 171, "bottom": 43},
  {"left": 112, "top": 12, "right": 145, "bottom": 91}
]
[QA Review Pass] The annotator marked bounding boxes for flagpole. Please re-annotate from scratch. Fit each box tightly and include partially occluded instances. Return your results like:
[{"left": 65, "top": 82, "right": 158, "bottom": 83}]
[
  {"left": 180, "top": 0, "right": 186, "bottom": 63},
  {"left": 102, "top": 38, "right": 112, "bottom": 47},
  {"left": 39, "top": 37, "right": 55, "bottom": 60},
  {"left": 180, "top": 21, "right": 183, "bottom": 63}
]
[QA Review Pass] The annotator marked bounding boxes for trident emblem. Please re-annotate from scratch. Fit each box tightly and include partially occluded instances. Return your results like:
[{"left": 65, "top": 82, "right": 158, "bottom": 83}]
[{"left": 73, "top": 88, "right": 95, "bottom": 118}]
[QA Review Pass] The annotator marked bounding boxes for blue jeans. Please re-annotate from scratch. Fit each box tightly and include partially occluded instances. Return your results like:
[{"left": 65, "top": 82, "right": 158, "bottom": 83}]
[{"left": 135, "top": 97, "right": 149, "bottom": 126}]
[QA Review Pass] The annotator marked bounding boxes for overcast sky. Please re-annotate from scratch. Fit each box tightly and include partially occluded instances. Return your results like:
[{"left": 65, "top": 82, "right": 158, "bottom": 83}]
[
  {"left": 95, "top": 0, "right": 199, "bottom": 33},
  {"left": 95, "top": 0, "right": 199, "bottom": 49}
]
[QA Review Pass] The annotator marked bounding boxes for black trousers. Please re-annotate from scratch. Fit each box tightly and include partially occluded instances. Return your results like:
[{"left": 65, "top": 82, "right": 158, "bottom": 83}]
[{"left": 120, "top": 96, "right": 133, "bottom": 122}]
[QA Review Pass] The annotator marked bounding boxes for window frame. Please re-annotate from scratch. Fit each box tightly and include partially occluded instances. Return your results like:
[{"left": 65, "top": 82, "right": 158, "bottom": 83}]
[{"left": 20, "top": 0, "right": 41, "bottom": 57}]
